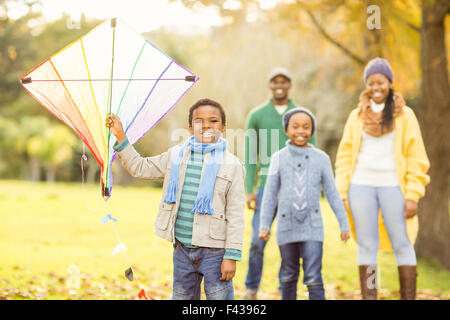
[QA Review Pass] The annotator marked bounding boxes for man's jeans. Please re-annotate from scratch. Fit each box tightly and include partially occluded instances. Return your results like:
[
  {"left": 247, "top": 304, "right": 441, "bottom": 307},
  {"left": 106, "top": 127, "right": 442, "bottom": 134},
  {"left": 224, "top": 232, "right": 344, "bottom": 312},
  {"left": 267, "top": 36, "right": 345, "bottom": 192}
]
[
  {"left": 172, "top": 241, "right": 234, "bottom": 300},
  {"left": 245, "top": 188, "right": 281, "bottom": 290},
  {"left": 278, "top": 241, "right": 325, "bottom": 300}
]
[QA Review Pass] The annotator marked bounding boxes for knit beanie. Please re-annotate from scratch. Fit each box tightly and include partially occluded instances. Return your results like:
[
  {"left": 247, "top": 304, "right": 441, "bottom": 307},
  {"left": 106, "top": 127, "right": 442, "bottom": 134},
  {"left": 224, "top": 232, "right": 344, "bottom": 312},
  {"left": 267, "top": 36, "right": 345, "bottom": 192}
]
[
  {"left": 363, "top": 57, "right": 393, "bottom": 83},
  {"left": 282, "top": 107, "right": 316, "bottom": 135}
]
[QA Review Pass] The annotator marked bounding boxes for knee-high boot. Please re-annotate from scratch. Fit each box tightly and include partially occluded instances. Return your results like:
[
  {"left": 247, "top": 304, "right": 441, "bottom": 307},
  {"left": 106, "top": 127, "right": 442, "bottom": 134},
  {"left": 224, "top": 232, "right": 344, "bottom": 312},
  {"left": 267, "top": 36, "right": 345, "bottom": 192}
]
[
  {"left": 398, "top": 265, "right": 417, "bottom": 300},
  {"left": 359, "top": 265, "right": 377, "bottom": 300}
]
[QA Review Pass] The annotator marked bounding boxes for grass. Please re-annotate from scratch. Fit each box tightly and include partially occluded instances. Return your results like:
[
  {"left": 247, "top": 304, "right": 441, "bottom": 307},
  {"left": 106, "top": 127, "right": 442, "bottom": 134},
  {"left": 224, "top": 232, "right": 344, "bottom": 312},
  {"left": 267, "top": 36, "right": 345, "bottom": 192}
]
[{"left": 0, "top": 180, "right": 449, "bottom": 300}]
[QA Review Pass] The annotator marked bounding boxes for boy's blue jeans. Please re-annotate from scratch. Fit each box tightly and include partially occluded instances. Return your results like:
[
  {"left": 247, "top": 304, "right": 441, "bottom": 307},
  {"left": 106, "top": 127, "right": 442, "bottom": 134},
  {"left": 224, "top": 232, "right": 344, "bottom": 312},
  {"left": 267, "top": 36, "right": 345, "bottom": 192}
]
[
  {"left": 172, "top": 240, "right": 234, "bottom": 300},
  {"left": 278, "top": 241, "right": 325, "bottom": 300},
  {"left": 245, "top": 188, "right": 281, "bottom": 290}
]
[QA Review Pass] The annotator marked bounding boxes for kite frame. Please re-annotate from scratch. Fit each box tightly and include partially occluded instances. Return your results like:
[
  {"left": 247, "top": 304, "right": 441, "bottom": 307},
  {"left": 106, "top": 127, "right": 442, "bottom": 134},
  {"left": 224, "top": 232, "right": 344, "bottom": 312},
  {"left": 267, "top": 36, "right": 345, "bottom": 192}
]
[{"left": 19, "top": 17, "right": 199, "bottom": 200}]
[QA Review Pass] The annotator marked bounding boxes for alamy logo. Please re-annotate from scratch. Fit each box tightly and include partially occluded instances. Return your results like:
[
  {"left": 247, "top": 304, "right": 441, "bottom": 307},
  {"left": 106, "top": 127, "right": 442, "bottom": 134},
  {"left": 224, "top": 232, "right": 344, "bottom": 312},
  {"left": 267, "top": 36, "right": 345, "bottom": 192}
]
[
  {"left": 366, "top": 5, "right": 381, "bottom": 30},
  {"left": 366, "top": 265, "right": 381, "bottom": 289},
  {"left": 169, "top": 128, "right": 282, "bottom": 167}
]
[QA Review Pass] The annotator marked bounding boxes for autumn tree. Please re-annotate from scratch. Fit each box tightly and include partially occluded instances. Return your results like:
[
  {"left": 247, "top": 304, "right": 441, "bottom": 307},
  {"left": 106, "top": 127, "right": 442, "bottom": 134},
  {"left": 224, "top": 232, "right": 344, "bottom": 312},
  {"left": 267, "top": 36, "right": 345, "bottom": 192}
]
[{"left": 415, "top": 0, "right": 450, "bottom": 268}]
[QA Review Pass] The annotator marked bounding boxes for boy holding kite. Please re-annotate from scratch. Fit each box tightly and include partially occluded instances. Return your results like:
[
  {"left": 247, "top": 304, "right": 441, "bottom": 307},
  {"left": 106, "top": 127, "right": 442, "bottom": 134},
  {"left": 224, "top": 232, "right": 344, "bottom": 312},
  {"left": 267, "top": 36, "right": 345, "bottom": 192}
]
[{"left": 106, "top": 98, "right": 245, "bottom": 300}]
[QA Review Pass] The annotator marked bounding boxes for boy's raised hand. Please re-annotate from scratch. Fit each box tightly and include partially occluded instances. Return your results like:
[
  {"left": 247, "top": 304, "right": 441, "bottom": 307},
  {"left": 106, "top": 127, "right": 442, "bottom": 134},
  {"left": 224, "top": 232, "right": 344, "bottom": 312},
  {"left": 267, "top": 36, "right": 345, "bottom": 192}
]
[
  {"left": 341, "top": 231, "right": 350, "bottom": 243},
  {"left": 220, "top": 259, "right": 236, "bottom": 281},
  {"left": 106, "top": 113, "right": 126, "bottom": 143}
]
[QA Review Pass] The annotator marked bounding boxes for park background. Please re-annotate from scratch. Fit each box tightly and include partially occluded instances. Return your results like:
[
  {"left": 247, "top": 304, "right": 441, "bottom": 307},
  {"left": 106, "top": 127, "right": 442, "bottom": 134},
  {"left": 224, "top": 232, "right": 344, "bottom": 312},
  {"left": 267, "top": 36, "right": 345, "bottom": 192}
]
[{"left": 0, "top": 0, "right": 449, "bottom": 299}]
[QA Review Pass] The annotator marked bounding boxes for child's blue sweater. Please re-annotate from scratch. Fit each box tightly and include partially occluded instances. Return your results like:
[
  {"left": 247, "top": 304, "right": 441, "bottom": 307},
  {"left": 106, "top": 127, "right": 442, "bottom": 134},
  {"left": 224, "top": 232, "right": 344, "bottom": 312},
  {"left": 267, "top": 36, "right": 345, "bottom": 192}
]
[{"left": 260, "top": 141, "right": 350, "bottom": 245}]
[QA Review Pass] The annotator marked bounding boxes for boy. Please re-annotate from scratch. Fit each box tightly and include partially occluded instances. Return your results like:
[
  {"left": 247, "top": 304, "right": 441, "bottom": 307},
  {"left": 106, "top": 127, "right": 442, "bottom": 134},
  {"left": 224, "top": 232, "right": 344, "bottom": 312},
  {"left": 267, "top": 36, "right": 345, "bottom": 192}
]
[
  {"left": 258, "top": 108, "right": 350, "bottom": 300},
  {"left": 106, "top": 98, "right": 245, "bottom": 300}
]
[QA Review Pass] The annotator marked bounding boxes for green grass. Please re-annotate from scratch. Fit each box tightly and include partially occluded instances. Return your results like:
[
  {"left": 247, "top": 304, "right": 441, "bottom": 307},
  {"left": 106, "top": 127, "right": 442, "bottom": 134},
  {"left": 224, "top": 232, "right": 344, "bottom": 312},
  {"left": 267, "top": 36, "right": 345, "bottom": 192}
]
[{"left": 0, "top": 180, "right": 449, "bottom": 300}]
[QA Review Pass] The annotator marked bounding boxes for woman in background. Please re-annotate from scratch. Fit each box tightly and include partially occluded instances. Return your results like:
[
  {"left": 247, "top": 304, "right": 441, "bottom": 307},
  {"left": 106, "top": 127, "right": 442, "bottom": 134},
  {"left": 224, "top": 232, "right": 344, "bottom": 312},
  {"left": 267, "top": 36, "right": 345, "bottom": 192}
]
[{"left": 335, "top": 57, "right": 430, "bottom": 300}]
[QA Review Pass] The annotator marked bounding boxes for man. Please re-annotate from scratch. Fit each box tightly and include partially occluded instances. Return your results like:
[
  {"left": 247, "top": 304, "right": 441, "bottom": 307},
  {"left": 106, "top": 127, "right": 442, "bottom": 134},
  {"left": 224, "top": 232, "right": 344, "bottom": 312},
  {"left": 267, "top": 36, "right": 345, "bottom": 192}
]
[{"left": 242, "top": 67, "right": 317, "bottom": 299}]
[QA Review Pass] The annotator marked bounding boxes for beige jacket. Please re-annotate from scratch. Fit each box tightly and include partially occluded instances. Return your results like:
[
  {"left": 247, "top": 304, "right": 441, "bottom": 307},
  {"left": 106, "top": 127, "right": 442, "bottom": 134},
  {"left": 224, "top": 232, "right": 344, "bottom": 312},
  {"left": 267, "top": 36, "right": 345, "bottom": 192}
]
[{"left": 116, "top": 143, "right": 246, "bottom": 251}]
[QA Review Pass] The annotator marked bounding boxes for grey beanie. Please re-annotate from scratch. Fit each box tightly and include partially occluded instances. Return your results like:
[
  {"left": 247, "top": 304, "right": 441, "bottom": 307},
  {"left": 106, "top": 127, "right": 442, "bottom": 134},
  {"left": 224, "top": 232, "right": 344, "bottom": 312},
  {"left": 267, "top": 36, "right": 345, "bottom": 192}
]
[
  {"left": 282, "top": 107, "right": 316, "bottom": 135},
  {"left": 363, "top": 57, "right": 393, "bottom": 83}
]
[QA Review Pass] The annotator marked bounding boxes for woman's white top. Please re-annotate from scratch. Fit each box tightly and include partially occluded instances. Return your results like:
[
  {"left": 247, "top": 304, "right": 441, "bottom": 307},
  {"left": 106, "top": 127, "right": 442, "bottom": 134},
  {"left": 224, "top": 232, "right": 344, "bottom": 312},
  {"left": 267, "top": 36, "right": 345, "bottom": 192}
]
[
  {"left": 370, "top": 99, "right": 385, "bottom": 113},
  {"left": 351, "top": 100, "right": 399, "bottom": 186}
]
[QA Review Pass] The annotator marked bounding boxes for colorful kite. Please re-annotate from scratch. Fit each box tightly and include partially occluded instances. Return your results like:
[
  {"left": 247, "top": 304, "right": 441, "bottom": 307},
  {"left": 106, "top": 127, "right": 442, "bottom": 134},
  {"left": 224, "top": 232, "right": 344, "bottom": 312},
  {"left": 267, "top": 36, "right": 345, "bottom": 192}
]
[{"left": 20, "top": 18, "right": 198, "bottom": 200}]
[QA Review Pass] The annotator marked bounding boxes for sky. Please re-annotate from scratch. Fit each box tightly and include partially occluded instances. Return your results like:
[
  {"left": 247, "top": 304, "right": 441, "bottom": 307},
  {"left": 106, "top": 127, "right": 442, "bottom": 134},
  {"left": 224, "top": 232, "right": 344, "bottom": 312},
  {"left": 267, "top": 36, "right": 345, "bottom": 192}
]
[{"left": 5, "top": 0, "right": 287, "bottom": 34}]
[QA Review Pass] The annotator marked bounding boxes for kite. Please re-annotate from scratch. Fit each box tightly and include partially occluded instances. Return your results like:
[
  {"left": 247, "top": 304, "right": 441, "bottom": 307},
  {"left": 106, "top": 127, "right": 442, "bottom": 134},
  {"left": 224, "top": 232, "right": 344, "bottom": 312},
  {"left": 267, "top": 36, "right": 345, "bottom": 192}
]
[{"left": 20, "top": 18, "right": 198, "bottom": 200}]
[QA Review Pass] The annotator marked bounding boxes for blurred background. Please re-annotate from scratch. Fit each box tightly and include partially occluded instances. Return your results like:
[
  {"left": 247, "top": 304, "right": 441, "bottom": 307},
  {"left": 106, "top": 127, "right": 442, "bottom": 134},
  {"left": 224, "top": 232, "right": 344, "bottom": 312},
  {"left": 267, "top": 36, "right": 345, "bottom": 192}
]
[
  {"left": 0, "top": 0, "right": 449, "bottom": 299},
  {"left": 2, "top": 0, "right": 436, "bottom": 184}
]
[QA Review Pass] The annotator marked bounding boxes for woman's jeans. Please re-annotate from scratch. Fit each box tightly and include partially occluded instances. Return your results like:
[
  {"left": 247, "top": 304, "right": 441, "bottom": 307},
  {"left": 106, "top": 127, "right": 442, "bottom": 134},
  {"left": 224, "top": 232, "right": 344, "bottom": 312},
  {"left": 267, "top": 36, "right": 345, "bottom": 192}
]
[
  {"left": 278, "top": 241, "right": 325, "bottom": 300},
  {"left": 348, "top": 184, "right": 416, "bottom": 266},
  {"left": 172, "top": 241, "right": 234, "bottom": 300}
]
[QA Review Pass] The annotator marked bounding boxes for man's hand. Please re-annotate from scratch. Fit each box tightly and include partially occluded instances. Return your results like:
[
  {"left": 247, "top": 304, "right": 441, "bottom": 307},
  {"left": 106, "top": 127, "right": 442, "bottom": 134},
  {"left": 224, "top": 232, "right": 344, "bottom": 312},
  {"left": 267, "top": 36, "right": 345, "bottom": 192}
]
[
  {"left": 220, "top": 259, "right": 236, "bottom": 281},
  {"left": 258, "top": 229, "right": 270, "bottom": 241},
  {"left": 404, "top": 199, "right": 418, "bottom": 219},
  {"left": 106, "top": 113, "right": 126, "bottom": 143},
  {"left": 246, "top": 193, "right": 257, "bottom": 210}
]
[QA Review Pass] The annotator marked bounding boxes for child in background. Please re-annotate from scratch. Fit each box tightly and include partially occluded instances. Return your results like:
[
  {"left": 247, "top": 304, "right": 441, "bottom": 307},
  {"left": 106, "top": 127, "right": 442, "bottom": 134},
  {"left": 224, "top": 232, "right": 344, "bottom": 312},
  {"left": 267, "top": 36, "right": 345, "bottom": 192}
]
[
  {"left": 106, "top": 98, "right": 245, "bottom": 300},
  {"left": 259, "top": 108, "right": 350, "bottom": 300}
]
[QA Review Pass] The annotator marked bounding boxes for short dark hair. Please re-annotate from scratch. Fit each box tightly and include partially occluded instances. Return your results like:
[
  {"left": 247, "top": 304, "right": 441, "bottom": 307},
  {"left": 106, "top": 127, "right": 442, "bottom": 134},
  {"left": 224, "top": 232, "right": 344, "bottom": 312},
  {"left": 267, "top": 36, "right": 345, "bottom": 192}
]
[{"left": 188, "top": 98, "right": 226, "bottom": 126}]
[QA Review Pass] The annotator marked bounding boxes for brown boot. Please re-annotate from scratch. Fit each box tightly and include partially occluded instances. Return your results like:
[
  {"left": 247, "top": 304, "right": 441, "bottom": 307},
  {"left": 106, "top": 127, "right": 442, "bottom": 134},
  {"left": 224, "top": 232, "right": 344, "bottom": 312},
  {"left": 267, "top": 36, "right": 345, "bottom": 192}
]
[
  {"left": 398, "top": 265, "right": 417, "bottom": 300},
  {"left": 359, "top": 265, "right": 377, "bottom": 300}
]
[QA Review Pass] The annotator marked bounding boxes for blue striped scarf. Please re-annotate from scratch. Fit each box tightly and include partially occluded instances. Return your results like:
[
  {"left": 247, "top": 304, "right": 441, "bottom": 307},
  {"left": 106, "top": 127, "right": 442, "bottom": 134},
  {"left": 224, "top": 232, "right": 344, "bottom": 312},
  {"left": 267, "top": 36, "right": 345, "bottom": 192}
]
[{"left": 164, "top": 136, "right": 227, "bottom": 215}]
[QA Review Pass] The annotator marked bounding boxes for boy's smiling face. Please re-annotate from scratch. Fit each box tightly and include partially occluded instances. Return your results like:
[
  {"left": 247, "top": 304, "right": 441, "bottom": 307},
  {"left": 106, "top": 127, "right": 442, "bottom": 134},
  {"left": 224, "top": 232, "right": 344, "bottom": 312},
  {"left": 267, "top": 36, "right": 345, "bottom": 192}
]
[
  {"left": 189, "top": 105, "right": 226, "bottom": 143},
  {"left": 286, "top": 112, "right": 312, "bottom": 147}
]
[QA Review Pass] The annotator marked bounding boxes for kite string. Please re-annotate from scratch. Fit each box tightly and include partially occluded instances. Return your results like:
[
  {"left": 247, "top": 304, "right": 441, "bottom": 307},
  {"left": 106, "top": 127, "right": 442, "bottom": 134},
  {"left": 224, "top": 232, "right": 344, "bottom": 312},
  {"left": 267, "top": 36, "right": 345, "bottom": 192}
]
[
  {"left": 80, "top": 142, "right": 147, "bottom": 297},
  {"left": 103, "top": 200, "right": 146, "bottom": 291}
]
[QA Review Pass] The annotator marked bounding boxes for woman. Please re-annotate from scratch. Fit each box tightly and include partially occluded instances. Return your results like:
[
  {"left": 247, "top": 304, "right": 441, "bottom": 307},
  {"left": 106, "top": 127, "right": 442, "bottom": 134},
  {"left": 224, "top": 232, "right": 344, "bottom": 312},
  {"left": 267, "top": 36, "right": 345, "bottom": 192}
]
[{"left": 335, "top": 57, "right": 430, "bottom": 300}]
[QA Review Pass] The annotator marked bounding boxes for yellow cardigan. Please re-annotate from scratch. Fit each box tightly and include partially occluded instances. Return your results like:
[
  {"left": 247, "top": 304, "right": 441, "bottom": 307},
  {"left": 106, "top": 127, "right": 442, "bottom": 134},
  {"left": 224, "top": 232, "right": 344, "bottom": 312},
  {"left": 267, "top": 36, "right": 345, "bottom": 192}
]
[{"left": 335, "top": 106, "right": 430, "bottom": 251}]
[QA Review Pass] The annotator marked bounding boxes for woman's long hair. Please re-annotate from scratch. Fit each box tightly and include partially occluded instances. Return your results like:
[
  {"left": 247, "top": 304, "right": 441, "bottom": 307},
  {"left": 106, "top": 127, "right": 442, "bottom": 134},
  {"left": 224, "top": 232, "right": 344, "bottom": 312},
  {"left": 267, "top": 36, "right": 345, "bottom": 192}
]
[{"left": 381, "top": 88, "right": 395, "bottom": 133}]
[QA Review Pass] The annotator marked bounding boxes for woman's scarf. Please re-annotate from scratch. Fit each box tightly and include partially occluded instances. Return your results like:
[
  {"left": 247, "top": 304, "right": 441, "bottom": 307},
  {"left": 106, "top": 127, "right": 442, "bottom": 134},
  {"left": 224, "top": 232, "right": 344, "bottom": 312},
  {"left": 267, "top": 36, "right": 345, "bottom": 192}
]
[
  {"left": 358, "top": 89, "right": 405, "bottom": 137},
  {"left": 164, "top": 135, "right": 227, "bottom": 215}
]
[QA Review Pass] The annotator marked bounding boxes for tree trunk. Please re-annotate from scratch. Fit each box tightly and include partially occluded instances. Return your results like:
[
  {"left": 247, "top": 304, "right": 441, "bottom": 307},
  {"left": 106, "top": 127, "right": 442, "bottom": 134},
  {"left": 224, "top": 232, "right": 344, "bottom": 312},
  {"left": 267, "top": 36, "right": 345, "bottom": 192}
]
[
  {"left": 46, "top": 164, "right": 56, "bottom": 183},
  {"left": 415, "top": 0, "right": 450, "bottom": 269},
  {"left": 29, "top": 157, "right": 41, "bottom": 181}
]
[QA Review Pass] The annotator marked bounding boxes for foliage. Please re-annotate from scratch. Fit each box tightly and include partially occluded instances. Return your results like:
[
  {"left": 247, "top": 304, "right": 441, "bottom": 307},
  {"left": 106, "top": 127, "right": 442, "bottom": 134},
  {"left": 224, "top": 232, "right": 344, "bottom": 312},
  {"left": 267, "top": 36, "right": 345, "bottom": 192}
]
[
  {"left": 0, "top": 115, "right": 77, "bottom": 180},
  {"left": 0, "top": 1, "right": 99, "bottom": 181},
  {"left": 0, "top": 0, "right": 40, "bottom": 106},
  {"left": 25, "top": 120, "right": 77, "bottom": 165}
]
